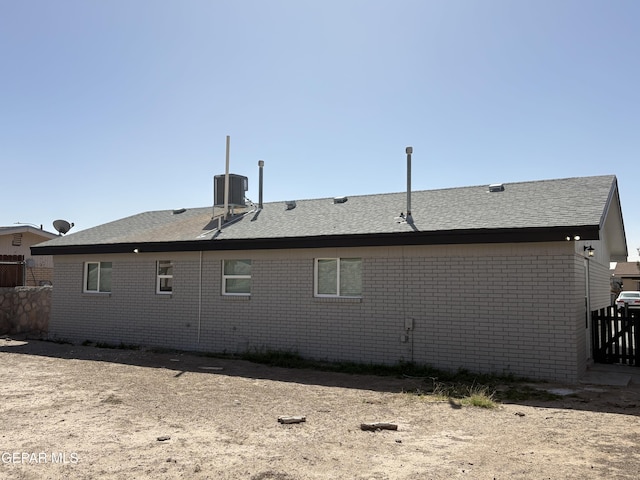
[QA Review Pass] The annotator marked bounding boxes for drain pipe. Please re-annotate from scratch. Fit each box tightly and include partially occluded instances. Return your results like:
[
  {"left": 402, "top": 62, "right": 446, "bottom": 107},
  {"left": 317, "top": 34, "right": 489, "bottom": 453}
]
[
  {"left": 197, "top": 250, "right": 203, "bottom": 344},
  {"left": 258, "top": 160, "right": 264, "bottom": 209},
  {"left": 405, "top": 146, "right": 413, "bottom": 224}
]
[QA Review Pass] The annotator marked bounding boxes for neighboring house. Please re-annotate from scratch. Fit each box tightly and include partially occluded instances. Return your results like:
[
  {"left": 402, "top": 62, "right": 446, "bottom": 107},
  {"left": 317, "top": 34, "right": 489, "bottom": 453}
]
[
  {"left": 31, "top": 175, "right": 628, "bottom": 383},
  {"left": 0, "top": 226, "right": 57, "bottom": 287},
  {"left": 612, "top": 262, "right": 640, "bottom": 292}
]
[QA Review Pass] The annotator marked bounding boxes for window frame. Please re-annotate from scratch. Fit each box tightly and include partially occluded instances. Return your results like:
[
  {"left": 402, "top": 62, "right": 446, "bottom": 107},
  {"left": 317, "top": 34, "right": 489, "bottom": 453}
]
[
  {"left": 314, "top": 257, "right": 362, "bottom": 298},
  {"left": 83, "top": 261, "right": 112, "bottom": 293},
  {"left": 222, "top": 259, "right": 252, "bottom": 296},
  {"left": 156, "top": 260, "right": 173, "bottom": 295}
]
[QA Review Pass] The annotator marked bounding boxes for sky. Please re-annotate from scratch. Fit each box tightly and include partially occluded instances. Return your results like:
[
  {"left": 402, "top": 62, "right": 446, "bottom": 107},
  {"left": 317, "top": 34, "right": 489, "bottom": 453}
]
[{"left": 1, "top": 0, "right": 638, "bottom": 261}]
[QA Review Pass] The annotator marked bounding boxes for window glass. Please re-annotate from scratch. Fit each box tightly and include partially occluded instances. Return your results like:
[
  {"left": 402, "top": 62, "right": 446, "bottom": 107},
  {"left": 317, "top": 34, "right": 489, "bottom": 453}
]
[
  {"left": 317, "top": 259, "right": 337, "bottom": 295},
  {"left": 223, "top": 260, "right": 251, "bottom": 295},
  {"left": 85, "top": 262, "right": 112, "bottom": 293},
  {"left": 157, "top": 260, "right": 173, "bottom": 294},
  {"left": 158, "top": 261, "right": 173, "bottom": 276},
  {"left": 158, "top": 277, "right": 172, "bottom": 292},
  {"left": 315, "top": 258, "right": 362, "bottom": 297},
  {"left": 225, "top": 278, "right": 251, "bottom": 294},
  {"left": 339, "top": 258, "right": 362, "bottom": 296},
  {"left": 99, "top": 262, "right": 112, "bottom": 292},
  {"left": 86, "top": 263, "right": 99, "bottom": 291},
  {"left": 224, "top": 259, "right": 252, "bottom": 276}
]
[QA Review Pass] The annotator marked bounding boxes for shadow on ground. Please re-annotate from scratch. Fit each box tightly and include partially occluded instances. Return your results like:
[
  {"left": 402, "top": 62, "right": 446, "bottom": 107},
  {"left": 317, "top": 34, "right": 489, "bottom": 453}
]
[{"left": 2, "top": 336, "right": 640, "bottom": 417}]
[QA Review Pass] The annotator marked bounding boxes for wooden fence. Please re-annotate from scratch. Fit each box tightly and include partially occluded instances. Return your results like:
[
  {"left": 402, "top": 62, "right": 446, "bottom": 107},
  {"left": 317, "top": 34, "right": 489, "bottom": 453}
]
[
  {"left": 0, "top": 255, "right": 24, "bottom": 288},
  {"left": 592, "top": 306, "right": 640, "bottom": 366}
]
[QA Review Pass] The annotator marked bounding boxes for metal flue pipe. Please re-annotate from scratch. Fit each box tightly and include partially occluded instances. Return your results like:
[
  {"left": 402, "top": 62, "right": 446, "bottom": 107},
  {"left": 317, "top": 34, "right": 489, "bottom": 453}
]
[
  {"left": 223, "top": 135, "right": 231, "bottom": 221},
  {"left": 406, "top": 146, "right": 413, "bottom": 223},
  {"left": 258, "top": 160, "right": 264, "bottom": 209}
]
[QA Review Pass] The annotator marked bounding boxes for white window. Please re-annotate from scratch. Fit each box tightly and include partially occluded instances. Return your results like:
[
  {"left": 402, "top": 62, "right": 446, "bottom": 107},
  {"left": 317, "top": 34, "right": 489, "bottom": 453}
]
[
  {"left": 84, "top": 262, "right": 112, "bottom": 293},
  {"left": 222, "top": 260, "right": 251, "bottom": 296},
  {"left": 156, "top": 260, "right": 173, "bottom": 294},
  {"left": 314, "top": 258, "right": 362, "bottom": 297}
]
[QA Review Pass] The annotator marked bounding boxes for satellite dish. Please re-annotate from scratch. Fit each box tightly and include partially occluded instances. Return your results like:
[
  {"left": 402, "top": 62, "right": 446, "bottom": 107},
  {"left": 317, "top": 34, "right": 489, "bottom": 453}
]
[{"left": 53, "top": 219, "right": 74, "bottom": 235}]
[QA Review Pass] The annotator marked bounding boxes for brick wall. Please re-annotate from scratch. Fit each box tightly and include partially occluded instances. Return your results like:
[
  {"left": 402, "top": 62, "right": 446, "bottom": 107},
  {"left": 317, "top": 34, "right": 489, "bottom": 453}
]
[
  {"left": 48, "top": 242, "right": 603, "bottom": 382},
  {"left": 24, "top": 266, "right": 54, "bottom": 286}
]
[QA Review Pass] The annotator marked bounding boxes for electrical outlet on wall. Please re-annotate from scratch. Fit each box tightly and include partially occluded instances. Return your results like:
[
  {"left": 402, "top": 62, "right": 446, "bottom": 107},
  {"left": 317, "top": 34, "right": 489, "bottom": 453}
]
[{"left": 405, "top": 317, "right": 414, "bottom": 331}]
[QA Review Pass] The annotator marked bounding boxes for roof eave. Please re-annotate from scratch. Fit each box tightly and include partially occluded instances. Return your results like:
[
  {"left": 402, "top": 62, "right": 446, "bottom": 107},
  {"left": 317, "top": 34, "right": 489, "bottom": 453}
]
[
  {"left": 30, "top": 225, "right": 601, "bottom": 256},
  {"left": 601, "top": 178, "right": 628, "bottom": 259},
  {"left": 1, "top": 226, "right": 58, "bottom": 239}
]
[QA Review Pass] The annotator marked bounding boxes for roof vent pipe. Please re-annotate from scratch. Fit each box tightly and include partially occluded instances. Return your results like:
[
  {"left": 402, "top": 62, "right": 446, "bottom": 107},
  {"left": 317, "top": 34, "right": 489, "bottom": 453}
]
[
  {"left": 405, "top": 146, "right": 413, "bottom": 224},
  {"left": 258, "top": 160, "right": 264, "bottom": 209},
  {"left": 223, "top": 135, "right": 231, "bottom": 221}
]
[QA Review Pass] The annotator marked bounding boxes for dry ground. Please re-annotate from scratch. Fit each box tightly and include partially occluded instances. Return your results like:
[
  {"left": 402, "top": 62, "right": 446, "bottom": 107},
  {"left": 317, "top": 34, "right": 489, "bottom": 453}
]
[{"left": 1, "top": 338, "right": 640, "bottom": 480}]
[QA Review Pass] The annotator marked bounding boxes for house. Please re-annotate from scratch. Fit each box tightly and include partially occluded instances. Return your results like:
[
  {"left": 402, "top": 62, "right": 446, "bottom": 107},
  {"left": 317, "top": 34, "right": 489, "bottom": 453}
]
[
  {"left": 0, "top": 225, "right": 58, "bottom": 287},
  {"left": 31, "top": 174, "right": 628, "bottom": 383},
  {"left": 612, "top": 262, "right": 640, "bottom": 292}
]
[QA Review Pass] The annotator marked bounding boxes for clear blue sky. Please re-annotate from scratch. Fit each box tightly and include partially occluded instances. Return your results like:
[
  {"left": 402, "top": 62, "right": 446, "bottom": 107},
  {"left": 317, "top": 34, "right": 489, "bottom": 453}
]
[{"left": 1, "top": 1, "right": 638, "bottom": 260}]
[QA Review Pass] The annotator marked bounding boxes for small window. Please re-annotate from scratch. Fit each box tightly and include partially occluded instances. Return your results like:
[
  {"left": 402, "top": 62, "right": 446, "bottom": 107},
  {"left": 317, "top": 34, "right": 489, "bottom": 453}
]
[
  {"left": 84, "top": 262, "right": 112, "bottom": 293},
  {"left": 157, "top": 260, "right": 173, "bottom": 294},
  {"left": 222, "top": 259, "right": 251, "bottom": 296},
  {"left": 315, "top": 258, "right": 362, "bottom": 297}
]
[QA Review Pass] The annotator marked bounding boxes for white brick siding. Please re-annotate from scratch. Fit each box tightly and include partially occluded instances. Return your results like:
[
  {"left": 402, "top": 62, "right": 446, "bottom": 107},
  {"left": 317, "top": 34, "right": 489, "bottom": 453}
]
[{"left": 49, "top": 242, "right": 604, "bottom": 382}]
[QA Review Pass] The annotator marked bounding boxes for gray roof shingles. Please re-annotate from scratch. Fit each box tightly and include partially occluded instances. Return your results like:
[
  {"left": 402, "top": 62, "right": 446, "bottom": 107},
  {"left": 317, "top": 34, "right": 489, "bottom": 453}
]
[{"left": 34, "top": 175, "right": 617, "bottom": 249}]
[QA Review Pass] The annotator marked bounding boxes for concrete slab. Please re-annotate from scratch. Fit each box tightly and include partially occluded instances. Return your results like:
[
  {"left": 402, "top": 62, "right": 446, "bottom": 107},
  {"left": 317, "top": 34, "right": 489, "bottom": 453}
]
[
  {"left": 546, "top": 388, "right": 580, "bottom": 396},
  {"left": 581, "top": 363, "right": 640, "bottom": 387},
  {"left": 580, "top": 371, "right": 631, "bottom": 387}
]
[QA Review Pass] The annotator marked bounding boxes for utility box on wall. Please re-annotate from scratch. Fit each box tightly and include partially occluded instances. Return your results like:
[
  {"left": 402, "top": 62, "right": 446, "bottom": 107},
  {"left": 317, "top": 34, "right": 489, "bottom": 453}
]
[{"left": 214, "top": 174, "right": 248, "bottom": 207}]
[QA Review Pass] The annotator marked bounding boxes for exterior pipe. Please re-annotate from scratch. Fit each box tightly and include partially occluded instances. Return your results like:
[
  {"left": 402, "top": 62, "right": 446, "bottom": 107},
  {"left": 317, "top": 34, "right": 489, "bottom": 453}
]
[
  {"left": 406, "top": 146, "right": 413, "bottom": 223},
  {"left": 197, "top": 250, "right": 203, "bottom": 344},
  {"left": 223, "top": 135, "right": 231, "bottom": 221},
  {"left": 258, "top": 160, "right": 264, "bottom": 209}
]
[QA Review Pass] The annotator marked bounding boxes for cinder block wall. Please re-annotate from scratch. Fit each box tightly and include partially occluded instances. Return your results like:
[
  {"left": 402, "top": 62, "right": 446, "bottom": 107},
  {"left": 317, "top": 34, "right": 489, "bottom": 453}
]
[{"left": 50, "top": 242, "right": 590, "bottom": 382}]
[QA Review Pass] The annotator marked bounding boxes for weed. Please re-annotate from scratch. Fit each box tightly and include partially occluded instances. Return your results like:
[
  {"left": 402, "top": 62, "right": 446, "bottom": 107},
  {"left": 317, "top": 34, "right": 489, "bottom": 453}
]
[
  {"left": 148, "top": 346, "right": 178, "bottom": 354},
  {"left": 496, "top": 385, "right": 563, "bottom": 403},
  {"left": 81, "top": 343, "right": 552, "bottom": 407},
  {"left": 44, "top": 337, "right": 73, "bottom": 345},
  {"left": 460, "top": 385, "right": 496, "bottom": 408},
  {"left": 94, "top": 341, "right": 140, "bottom": 350}
]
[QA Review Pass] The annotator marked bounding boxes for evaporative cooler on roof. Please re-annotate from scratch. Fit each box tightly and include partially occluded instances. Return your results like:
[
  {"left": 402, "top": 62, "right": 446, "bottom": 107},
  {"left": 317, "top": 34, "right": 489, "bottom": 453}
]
[{"left": 214, "top": 174, "right": 248, "bottom": 207}]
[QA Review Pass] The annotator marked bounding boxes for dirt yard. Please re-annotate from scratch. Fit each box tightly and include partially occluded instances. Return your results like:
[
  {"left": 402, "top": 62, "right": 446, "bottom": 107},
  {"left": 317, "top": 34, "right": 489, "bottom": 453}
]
[{"left": 1, "top": 338, "right": 640, "bottom": 480}]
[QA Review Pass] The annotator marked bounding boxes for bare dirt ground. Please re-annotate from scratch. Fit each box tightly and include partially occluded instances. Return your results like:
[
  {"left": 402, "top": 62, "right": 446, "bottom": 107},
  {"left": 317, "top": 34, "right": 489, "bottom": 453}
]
[{"left": 1, "top": 338, "right": 640, "bottom": 480}]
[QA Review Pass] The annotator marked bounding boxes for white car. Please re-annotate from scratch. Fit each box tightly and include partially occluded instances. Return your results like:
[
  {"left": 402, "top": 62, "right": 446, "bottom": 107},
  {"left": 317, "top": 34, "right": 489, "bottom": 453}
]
[{"left": 615, "top": 291, "right": 640, "bottom": 312}]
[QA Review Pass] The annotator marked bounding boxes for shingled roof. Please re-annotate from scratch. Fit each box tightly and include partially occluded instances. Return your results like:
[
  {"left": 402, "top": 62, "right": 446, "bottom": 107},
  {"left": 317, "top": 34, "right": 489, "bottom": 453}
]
[
  {"left": 613, "top": 262, "right": 640, "bottom": 278},
  {"left": 31, "top": 175, "right": 626, "bottom": 256}
]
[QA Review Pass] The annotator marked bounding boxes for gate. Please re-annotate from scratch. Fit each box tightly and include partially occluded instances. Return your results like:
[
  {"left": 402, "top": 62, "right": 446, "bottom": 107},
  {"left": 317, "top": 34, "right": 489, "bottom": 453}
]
[
  {"left": 592, "top": 307, "right": 640, "bottom": 366},
  {"left": 0, "top": 255, "right": 24, "bottom": 288}
]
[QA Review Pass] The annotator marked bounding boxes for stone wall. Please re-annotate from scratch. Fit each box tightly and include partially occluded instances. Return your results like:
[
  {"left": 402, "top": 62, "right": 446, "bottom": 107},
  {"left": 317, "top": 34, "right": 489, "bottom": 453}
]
[{"left": 0, "top": 286, "right": 51, "bottom": 335}]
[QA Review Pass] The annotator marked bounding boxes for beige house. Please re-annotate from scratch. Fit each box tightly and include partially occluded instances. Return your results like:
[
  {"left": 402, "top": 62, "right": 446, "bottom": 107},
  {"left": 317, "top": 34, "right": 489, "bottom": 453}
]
[
  {"left": 612, "top": 262, "right": 640, "bottom": 292},
  {"left": 32, "top": 175, "right": 628, "bottom": 383},
  {"left": 0, "top": 225, "right": 57, "bottom": 287}
]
